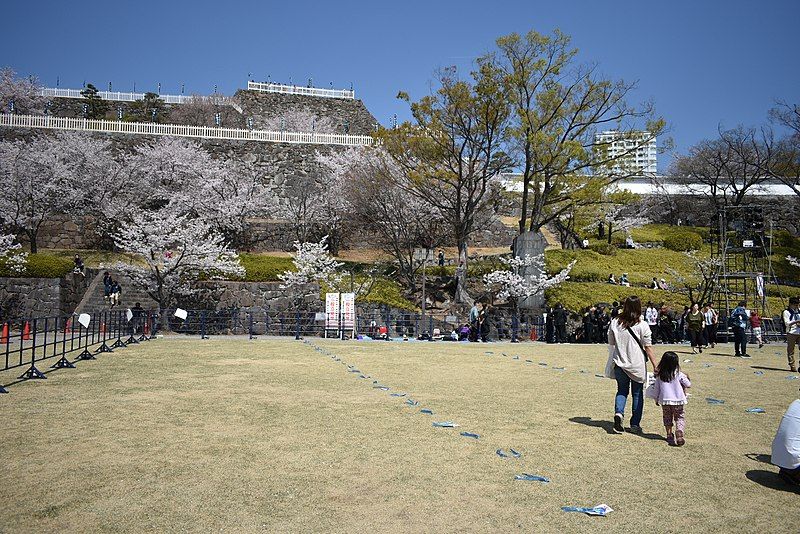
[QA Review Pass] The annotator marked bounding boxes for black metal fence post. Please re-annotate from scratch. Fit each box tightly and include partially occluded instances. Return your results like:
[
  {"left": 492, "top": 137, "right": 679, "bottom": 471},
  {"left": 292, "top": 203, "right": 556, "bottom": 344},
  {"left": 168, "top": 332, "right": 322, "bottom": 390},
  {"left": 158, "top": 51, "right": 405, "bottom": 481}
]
[
  {"left": 96, "top": 311, "right": 113, "bottom": 353},
  {"left": 248, "top": 311, "right": 254, "bottom": 340},
  {"left": 295, "top": 311, "right": 301, "bottom": 340},
  {"left": 112, "top": 310, "right": 126, "bottom": 349},
  {"left": 200, "top": 311, "right": 208, "bottom": 340},
  {"left": 77, "top": 315, "right": 95, "bottom": 360},
  {"left": 52, "top": 315, "right": 75, "bottom": 369},
  {"left": 19, "top": 318, "right": 46, "bottom": 379}
]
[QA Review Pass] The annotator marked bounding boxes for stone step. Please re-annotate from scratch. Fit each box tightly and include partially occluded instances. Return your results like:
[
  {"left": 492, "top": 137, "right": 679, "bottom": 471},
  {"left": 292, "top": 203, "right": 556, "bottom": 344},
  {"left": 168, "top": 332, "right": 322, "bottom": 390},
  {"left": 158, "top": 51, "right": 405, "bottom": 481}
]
[{"left": 75, "top": 270, "right": 158, "bottom": 315}]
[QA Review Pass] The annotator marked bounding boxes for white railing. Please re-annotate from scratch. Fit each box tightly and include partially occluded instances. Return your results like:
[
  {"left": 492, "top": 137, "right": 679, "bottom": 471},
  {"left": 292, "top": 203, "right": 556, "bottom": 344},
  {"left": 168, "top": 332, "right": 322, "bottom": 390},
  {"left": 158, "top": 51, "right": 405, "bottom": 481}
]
[
  {"left": 0, "top": 113, "right": 375, "bottom": 147},
  {"left": 39, "top": 88, "right": 233, "bottom": 106},
  {"left": 247, "top": 81, "right": 354, "bottom": 99}
]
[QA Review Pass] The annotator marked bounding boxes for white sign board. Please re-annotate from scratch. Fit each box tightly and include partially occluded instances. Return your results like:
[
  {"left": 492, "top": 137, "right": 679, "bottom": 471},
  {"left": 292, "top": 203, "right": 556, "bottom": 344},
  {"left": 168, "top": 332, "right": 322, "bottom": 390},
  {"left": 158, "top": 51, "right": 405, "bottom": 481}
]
[
  {"left": 314, "top": 312, "right": 326, "bottom": 322},
  {"left": 78, "top": 313, "right": 91, "bottom": 329},
  {"left": 341, "top": 293, "right": 355, "bottom": 328},
  {"left": 174, "top": 308, "right": 188, "bottom": 320},
  {"left": 126, "top": 308, "right": 133, "bottom": 322},
  {"left": 325, "top": 293, "right": 340, "bottom": 329}
]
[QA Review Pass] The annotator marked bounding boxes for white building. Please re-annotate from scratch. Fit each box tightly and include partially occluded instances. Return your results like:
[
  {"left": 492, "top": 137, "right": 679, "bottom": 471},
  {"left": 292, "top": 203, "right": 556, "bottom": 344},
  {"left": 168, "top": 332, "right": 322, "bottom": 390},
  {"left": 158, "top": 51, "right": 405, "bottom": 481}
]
[{"left": 594, "top": 130, "right": 657, "bottom": 175}]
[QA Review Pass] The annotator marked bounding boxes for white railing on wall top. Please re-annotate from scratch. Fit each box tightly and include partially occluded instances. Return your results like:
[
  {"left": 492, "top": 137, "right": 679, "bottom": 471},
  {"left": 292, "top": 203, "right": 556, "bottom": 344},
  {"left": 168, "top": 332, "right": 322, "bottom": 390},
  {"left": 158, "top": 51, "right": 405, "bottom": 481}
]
[
  {"left": 39, "top": 88, "right": 232, "bottom": 106},
  {"left": 0, "top": 113, "right": 376, "bottom": 147},
  {"left": 246, "top": 81, "right": 355, "bottom": 99}
]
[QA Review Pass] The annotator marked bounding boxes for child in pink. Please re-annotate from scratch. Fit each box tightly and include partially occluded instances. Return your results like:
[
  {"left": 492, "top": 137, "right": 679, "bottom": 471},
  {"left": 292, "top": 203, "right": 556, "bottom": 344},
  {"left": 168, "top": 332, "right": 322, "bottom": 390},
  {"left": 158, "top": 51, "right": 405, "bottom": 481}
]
[{"left": 648, "top": 351, "right": 691, "bottom": 446}]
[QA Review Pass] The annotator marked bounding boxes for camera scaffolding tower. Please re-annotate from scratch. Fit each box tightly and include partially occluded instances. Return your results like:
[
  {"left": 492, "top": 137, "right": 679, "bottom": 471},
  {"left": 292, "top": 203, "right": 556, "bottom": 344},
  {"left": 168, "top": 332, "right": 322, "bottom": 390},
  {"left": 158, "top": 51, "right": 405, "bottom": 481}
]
[{"left": 710, "top": 205, "right": 782, "bottom": 340}]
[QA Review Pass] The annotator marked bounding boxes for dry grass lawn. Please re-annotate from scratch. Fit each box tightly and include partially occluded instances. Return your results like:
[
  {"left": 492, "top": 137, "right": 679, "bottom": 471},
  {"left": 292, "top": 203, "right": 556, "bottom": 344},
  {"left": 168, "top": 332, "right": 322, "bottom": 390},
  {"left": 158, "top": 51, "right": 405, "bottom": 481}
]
[{"left": 1, "top": 337, "right": 799, "bottom": 533}]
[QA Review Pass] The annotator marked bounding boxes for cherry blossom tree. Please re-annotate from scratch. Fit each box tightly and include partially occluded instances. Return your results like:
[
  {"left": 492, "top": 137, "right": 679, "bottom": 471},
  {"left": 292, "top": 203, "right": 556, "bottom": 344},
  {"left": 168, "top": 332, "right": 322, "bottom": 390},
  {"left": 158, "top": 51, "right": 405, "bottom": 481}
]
[
  {"left": 0, "top": 233, "right": 27, "bottom": 273},
  {"left": 0, "top": 132, "right": 93, "bottom": 252},
  {"left": 483, "top": 254, "right": 575, "bottom": 312},
  {"left": 168, "top": 95, "right": 241, "bottom": 127},
  {"left": 278, "top": 236, "right": 343, "bottom": 291},
  {"left": 112, "top": 209, "right": 244, "bottom": 317},
  {"left": 0, "top": 67, "right": 43, "bottom": 115},
  {"left": 665, "top": 252, "right": 723, "bottom": 306},
  {"left": 127, "top": 137, "right": 272, "bottom": 247}
]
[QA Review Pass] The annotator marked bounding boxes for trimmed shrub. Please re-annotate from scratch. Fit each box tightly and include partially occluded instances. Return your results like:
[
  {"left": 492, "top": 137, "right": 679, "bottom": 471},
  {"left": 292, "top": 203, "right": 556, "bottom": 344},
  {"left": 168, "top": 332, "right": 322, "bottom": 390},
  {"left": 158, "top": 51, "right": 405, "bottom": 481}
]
[
  {"left": 239, "top": 254, "right": 295, "bottom": 282},
  {"left": 0, "top": 254, "right": 73, "bottom": 278},
  {"left": 663, "top": 232, "right": 703, "bottom": 252},
  {"left": 590, "top": 242, "right": 618, "bottom": 256}
]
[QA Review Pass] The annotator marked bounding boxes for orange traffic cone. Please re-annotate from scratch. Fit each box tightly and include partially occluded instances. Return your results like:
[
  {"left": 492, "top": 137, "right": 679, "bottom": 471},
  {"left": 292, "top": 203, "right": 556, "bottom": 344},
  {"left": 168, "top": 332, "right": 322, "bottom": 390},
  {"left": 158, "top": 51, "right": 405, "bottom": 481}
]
[
  {"left": 64, "top": 318, "right": 72, "bottom": 334},
  {"left": 530, "top": 327, "right": 538, "bottom": 342},
  {"left": 100, "top": 322, "right": 106, "bottom": 334},
  {"left": 144, "top": 322, "right": 150, "bottom": 335},
  {"left": 22, "top": 321, "right": 31, "bottom": 341},
  {"left": 1, "top": 323, "right": 8, "bottom": 344}
]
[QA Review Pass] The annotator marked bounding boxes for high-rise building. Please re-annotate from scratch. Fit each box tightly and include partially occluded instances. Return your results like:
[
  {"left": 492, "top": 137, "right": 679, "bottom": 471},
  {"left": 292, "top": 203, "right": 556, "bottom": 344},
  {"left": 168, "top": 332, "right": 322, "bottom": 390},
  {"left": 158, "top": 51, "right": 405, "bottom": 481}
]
[{"left": 594, "top": 130, "right": 657, "bottom": 175}]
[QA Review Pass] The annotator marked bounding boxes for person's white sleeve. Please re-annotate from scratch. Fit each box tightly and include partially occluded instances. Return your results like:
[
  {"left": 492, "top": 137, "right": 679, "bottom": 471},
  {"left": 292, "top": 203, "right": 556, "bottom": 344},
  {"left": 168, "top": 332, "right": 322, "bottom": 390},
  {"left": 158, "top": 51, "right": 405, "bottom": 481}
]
[
  {"left": 772, "top": 399, "right": 800, "bottom": 469},
  {"left": 640, "top": 322, "right": 652, "bottom": 346}
]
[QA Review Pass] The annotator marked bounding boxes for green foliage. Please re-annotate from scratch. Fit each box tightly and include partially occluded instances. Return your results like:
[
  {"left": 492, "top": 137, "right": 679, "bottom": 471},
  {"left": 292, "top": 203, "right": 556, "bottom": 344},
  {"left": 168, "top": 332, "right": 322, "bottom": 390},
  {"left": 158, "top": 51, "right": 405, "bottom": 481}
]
[
  {"left": 773, "top": 229, "right": 800, "bottom": 248},
  {"left": 0, "top": 254, "right": 73, "bottom": 278},
  {"left": 545, "top": 282, "right": 685, "bottom": 312},
  {"left": 358, "top": 278, "right": 418, "bottom": 311},
  {"left": 126, "top": 92, "right": 167, "bottom": 123},
  {"left": 589, "top": 242, "right": 618, "bottom": 256},
  {"left": 238, "top": 254, "right": 295, "bottom": 282},
  {"left": 545, "top": 248, "right": 701, "bottom": 287},
  {"left": 80, "top": 83, "right": 109, "bottom": 119},
  {"left": 663, "top": 231, "right": 703, "bottom": 252}
]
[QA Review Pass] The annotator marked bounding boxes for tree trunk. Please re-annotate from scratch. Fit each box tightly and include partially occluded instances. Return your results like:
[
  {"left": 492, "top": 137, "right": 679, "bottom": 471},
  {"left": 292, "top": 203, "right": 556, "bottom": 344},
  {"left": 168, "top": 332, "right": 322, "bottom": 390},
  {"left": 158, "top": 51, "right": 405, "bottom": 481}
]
[
  {"left": 26, "top": 230, "right": 38, "bottom": 254},
  {"left": 454, "top": 241, "right": 472, "bottom": 305}
]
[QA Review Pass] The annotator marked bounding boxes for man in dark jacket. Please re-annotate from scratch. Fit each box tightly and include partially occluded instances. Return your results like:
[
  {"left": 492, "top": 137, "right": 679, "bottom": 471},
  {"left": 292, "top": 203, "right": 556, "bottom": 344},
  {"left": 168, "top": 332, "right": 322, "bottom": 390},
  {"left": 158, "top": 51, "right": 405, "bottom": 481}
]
[{"left": 553, "top": 303, "right": 568, "bottom": 343}]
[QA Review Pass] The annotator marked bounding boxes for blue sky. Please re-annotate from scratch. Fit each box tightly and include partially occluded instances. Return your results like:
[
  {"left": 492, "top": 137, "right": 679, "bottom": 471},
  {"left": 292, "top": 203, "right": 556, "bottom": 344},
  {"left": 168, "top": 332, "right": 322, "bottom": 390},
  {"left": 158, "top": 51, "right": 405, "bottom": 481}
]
[{"left": 3, "top": 0, "right": 798, "bottom": 168}]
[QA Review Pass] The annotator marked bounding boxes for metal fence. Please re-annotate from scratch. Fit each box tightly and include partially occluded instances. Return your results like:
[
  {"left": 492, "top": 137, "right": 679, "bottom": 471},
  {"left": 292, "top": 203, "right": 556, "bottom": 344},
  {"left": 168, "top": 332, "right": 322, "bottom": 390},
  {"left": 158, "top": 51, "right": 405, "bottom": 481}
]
[
  {"left": 0, "top": 310, "right": 156, "bottom": 393},
  {"left": 247, "top": 81, "right": 354, "bottom": 99},
  {"left": 0, "top": 114, "right": 377, "bottom": 146},
  {"left": 39, "top": 87, "right": 223, "bottom": 105}
]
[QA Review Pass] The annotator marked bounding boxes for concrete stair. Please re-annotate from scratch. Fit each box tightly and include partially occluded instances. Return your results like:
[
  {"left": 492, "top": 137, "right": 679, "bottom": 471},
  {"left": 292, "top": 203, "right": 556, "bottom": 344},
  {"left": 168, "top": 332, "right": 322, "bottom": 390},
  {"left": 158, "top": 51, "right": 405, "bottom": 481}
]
[{"left": 73, "top": 270, "right": 158, "bottom": 315}]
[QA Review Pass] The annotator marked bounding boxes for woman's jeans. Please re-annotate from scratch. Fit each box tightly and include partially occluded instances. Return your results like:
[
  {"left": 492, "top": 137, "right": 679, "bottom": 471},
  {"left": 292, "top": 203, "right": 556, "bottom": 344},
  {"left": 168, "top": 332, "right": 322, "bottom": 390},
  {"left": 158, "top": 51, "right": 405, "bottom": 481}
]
[{"left": 614, "top": 365, "right": 643, "bottom": 426}]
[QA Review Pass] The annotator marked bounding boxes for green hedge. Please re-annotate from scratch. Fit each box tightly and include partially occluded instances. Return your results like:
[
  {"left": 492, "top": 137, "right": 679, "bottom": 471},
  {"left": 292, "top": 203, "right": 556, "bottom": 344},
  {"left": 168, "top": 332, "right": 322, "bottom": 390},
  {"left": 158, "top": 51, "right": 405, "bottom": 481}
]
[
  {"left": 239, "top": 254, "right": 295, "bottom": 282},
  {"left": 0, "top": 254, "right": 73, "bottom": 278},
  {"left": 663, "top": 231, "right": 703, "bottom": 252},
  {"left": 359, "top": 278, "right": 418, "bottom": 310},
  {"left": 589, "top": 242, "right": 618, "bottom": 256}
]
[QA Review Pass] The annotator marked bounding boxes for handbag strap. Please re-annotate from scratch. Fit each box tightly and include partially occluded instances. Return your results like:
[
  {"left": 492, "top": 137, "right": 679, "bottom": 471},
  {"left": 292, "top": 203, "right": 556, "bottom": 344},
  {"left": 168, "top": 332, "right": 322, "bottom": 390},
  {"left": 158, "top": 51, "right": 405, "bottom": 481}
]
[{"left": 626, "top": 325, "right": 648, "bottom": 365}]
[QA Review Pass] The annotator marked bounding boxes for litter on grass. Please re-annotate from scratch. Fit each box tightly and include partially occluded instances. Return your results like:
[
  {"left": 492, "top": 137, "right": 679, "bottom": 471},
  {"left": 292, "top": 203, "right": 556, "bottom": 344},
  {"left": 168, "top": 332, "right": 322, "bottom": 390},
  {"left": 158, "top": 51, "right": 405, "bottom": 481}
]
[
  {"left": 460, "top": 432, "right": 480, "bottom": 439},
  {"left": 420, "top": 408, "right": 433, "bottom": 415},
  {"left": 515, "top": 474, "right": 550, "bottom": 483},
  {"left": 432, "top": 421, "right": 459, "bottom": 428},
  {"left": 390, "top": 393, "right": 406, "bottom": 397},
  {"left": 683, "top": 359, "right": 693, "bottom": 363},
  {"left": 754, "top": 371, "right": 764, "bottom": 376},
  {"left": 497, "top": 448, "right": 523, "bottom": 459},
  {"left": 706, "top": 398, "right": 725, "bottom": 405},
  {"left": 561, "top": 504, "right": 613, "bottom": 516},
  {"left": 745, "top": 408, "right": 766, "bottom": 413},
  {"left": 405, "top": 399, "right": 419, "bottom": 406},
  {"left": 787, "top": 375, "right": 799, "bottom": 380}
]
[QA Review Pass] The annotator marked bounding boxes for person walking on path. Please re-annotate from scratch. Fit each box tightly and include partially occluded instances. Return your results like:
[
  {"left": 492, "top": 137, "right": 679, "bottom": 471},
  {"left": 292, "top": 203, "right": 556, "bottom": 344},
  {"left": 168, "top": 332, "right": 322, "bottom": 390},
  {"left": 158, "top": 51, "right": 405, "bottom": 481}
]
[
  {"left": 784, "top": 297, "right": 800, "bottom": 372},
  {"left": 686, "top": 303, "right": 704, "bottom": 353},
  {"left": 647, "top": 351, "right": 691, "bottom": 446},
  {"left": 730, "top": 301, "right": 750, "bottom": 358},
  {"left": 605, "top": 296, "right": 659, "bottom": 434},
  {"left": 702, "top": 303, "right": 718, "bottom": 348},
  {"left": 645, "top": 302, "right": 659, "bottom": 343},
  {"left": 749, "top": 309, "right": 764, "bottom": 349}
]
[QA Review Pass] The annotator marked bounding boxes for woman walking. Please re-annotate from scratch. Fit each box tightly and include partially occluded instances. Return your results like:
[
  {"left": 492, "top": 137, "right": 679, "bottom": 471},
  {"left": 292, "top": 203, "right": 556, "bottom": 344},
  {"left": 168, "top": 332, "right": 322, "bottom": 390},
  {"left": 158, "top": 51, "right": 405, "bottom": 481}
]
[
  {"left": 605, "top": 296, "right": 659, "bottom": 434},
  {"left": 686, "top": 303, "right": 704, "bottom": 353}
]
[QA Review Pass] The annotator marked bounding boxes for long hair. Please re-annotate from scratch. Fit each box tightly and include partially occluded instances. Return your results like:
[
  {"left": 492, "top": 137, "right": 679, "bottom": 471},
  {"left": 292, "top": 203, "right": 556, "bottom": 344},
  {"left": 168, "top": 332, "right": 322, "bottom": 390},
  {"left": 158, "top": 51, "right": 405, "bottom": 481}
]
[
  {"left": 617, "top": 296, "right": 642, "bottom": 328},
  {"left": 657, "top": 351, "right": 680, "bottom": 382}
]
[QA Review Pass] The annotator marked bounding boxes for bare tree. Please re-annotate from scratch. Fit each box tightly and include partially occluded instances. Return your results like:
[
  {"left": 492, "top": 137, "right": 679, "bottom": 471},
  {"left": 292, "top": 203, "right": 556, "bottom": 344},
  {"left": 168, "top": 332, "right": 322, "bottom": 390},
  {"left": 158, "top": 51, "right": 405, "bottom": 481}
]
[
  {"left": 767, "top": 101, "right": 800, "bottom": 197},
  {"left": 672, "top": 126, "right": 774, "bottom": 206},
  {"left": 168, "top": 95, "right": 241, "bottom": 127},
  {"left": 382, "top": 65, "right": 512, "bottom": 304}
]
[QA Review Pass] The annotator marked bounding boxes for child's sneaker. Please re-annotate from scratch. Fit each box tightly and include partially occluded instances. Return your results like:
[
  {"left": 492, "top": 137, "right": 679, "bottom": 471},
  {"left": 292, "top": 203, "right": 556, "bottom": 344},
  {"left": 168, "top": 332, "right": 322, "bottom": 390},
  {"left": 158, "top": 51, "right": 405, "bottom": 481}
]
[
  {"left": 666, "top": 434, "right": 676, "bottom": 446},
  {"left": 613, "top": 414, "right": 624, "bottom": 434},
  {"left": 676, "top": 430, "right": 685, "bottom": 446}
]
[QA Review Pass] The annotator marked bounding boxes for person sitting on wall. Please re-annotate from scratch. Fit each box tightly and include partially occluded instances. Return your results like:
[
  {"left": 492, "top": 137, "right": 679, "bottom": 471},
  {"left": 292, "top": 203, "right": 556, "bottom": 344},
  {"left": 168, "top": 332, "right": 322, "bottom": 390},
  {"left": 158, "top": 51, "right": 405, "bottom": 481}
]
[
  {"left": 73, "top": 254, "right": 85, "bottom": 276},
  {"left": 619, "top": 273, "right": 630, "bottom": 287},
  {"left": 608, "top": 273, "right": 617, "bottom": 285},
  {"left": 658, "top": 278, "right": 669, "bottom": 290},
  {"left": 650, "top": 277, "right": 659, "bottom": 290}
]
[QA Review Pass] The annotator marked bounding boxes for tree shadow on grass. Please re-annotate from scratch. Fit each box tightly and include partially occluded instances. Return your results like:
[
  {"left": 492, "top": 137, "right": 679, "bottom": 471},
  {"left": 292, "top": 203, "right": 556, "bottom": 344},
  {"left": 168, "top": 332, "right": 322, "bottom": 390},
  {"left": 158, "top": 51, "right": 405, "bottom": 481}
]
[
  {"left": 568, "top": 416, "right": 664, "bottom": 441},
  {"left": 745, "top": 469, "right": 800, "bottom": 494}
]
